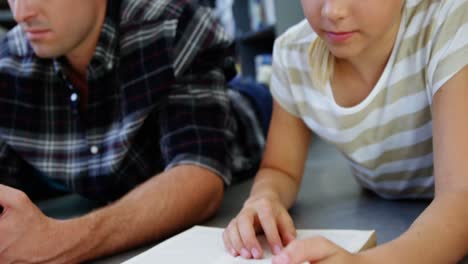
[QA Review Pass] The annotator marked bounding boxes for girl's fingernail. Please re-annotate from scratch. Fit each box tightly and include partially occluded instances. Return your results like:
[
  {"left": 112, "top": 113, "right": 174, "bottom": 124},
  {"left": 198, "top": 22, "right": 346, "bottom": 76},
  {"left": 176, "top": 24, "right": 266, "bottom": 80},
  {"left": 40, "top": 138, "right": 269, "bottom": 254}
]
[
  {"left": 251, "top": 248, "right": 261, "bottom": 259},
  {"left": 230, "top": 248, "right": 237, "bottom": 256},
  {"left": 240, "top": 248, "right": 251, "bottom": 258},
  {"left": 273, "top": 245, "right": 282, "bottom": 255}
]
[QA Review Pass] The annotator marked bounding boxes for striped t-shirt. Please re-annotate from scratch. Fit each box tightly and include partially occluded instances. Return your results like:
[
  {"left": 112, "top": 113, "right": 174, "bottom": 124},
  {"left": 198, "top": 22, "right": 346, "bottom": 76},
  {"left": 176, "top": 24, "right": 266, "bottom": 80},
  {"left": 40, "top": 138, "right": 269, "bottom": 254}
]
[{"left": 270, "top": 0, "right": 468, "bottom": 199}]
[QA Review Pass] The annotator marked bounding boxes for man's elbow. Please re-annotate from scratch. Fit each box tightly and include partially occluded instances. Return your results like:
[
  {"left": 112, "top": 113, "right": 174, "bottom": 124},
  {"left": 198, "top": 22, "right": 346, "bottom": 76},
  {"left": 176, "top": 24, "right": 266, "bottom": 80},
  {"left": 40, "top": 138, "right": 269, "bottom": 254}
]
[
  {"left": 199, "top": 178, "right": 224, "bottom": 221},
  {"left": 174, "top": 165, "right": 226, "bottom": 222}
]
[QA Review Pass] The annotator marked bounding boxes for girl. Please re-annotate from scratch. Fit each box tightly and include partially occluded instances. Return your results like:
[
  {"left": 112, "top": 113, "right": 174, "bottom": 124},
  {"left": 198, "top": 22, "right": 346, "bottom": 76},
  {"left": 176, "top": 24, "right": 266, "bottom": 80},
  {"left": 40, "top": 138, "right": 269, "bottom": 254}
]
[{"left": 223, "top": 0, "right": 468, "bottom": 263}]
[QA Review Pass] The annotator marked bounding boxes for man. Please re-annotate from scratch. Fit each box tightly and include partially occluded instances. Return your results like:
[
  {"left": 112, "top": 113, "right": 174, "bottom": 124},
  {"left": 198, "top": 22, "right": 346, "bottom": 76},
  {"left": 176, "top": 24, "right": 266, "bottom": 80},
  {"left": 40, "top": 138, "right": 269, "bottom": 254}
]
[{"left": 0, "top": 0, "right": 266, "bottom": 262}]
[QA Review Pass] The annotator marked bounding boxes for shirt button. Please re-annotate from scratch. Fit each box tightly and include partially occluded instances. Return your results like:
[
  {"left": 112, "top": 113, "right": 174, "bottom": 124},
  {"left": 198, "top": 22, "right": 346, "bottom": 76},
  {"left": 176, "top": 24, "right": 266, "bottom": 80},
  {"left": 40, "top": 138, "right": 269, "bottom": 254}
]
[
  {"left": 90, "top": 146, "right": 99, "bottom": 155},
  {"left": 70, "top": 93, "right": 78, "bottom": 102}
]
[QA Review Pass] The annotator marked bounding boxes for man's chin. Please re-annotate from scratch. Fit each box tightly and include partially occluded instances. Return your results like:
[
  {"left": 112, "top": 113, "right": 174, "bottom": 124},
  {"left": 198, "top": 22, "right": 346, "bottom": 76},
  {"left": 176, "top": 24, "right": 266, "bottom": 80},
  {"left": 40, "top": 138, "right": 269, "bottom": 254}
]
[{"left": 31, "top": 47, "right": 61, "bottom": 59}]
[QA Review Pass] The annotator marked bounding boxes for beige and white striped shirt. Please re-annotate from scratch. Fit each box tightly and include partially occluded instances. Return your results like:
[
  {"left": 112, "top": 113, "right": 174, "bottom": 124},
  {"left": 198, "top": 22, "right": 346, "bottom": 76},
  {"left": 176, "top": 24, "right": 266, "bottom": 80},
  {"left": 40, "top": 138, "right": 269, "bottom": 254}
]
[{"left": 270, "top": 0, "right": 468, "bottom": 199}]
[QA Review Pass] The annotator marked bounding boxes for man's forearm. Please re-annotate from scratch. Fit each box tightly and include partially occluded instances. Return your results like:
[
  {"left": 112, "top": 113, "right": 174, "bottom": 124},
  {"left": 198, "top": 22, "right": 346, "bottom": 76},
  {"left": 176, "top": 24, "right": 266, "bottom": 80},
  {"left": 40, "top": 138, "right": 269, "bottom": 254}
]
[
  {"left": 359, "top": 192, "right": 468, "bottom": 263},
  {"left": 57, "top": 165, "right": 224, "bottom": 262}
]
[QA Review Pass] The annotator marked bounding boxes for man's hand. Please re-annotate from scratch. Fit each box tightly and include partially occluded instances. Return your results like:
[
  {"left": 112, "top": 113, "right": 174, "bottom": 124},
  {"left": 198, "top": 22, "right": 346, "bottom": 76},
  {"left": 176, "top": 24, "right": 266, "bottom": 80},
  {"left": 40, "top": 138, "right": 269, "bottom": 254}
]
[
  {"left": 0, "top": 184, "right": 74, "bottom": 263},
  {"left": 0, "top": 165, "right": 224, "bottom": 263},
  {"left": 272, "top": 237, "right": 363, "bottom": 264}
]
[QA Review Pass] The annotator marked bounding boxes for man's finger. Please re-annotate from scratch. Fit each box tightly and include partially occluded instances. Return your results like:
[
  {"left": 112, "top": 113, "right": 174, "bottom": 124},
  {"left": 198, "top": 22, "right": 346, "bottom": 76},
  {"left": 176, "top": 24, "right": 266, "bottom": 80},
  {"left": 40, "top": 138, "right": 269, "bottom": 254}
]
[{"left": 0, "top": 184, "right": 24, "bottom": 206}]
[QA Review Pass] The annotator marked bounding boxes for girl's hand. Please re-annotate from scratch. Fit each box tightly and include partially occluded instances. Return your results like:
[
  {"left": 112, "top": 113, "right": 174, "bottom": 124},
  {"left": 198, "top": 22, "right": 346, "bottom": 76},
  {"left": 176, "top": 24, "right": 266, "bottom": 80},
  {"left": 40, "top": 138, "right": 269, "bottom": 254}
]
[
  {"left": 272, "top": 236, "right": 362, "bottom": 264},
  {"left": 222, "top": 194, "right": 296, "bottom": 259}
]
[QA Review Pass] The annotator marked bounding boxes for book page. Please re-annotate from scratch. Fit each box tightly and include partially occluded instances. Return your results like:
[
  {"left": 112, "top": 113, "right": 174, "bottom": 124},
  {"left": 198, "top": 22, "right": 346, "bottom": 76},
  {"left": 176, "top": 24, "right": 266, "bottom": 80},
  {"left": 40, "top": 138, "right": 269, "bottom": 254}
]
[{"left": 124, "top": 226, "right": 375, "bottom": 264}]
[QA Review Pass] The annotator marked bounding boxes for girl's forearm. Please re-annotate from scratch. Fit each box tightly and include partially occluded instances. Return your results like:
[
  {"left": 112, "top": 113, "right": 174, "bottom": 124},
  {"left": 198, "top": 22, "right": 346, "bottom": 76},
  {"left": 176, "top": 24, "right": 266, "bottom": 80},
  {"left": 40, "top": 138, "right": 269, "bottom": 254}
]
[
  {"left": 359, "top": 192, "right": 468, "bottom": 263},
  {"left": 249, "top": 167, "right": 302, "bottom": 209}
]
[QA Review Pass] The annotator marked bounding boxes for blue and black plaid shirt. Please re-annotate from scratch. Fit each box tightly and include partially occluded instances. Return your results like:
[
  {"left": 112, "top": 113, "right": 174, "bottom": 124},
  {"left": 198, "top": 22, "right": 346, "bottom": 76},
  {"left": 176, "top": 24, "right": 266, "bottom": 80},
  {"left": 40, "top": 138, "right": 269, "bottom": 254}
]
[{"left": 0, "top": 0, "right": 264, "bottom": 201}]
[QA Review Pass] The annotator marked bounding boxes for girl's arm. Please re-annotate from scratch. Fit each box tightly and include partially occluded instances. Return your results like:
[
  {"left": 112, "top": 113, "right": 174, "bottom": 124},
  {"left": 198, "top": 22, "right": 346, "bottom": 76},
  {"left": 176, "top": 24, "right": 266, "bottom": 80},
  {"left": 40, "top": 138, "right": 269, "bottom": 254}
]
[
  {"left": 251, "top": 99, "right": 313, "bottom": 209},
  {"left": 223, "top": 99, "right": 312, "bottom": 259},
  {"left": 360, "top": 66, "right": 468, "bottom": 263},
  {"left": 271, "top": 69, "right": 468, "bottom": 264}
]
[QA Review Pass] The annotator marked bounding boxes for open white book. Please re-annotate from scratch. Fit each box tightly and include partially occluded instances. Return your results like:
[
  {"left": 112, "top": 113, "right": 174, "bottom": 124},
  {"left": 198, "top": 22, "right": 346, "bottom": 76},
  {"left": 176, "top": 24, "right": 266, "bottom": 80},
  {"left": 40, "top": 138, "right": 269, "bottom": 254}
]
[{"left": 124, "top": 226, "right": 376, "bottom": 264}]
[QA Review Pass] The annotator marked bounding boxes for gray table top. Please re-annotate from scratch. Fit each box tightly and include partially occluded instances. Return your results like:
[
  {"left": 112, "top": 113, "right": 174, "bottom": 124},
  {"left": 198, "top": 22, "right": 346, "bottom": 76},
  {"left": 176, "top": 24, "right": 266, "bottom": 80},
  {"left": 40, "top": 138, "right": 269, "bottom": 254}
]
[{"left": 36, "top": 139, "right": 467, "bottom": 263}]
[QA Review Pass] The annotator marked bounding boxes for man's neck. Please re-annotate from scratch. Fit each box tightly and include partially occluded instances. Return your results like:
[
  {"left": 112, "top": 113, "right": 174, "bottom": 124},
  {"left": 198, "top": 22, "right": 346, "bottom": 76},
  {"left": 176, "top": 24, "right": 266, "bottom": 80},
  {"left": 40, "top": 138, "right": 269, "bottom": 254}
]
[{"left": 65, "top": 3, "right": 107, "bottom": 79}]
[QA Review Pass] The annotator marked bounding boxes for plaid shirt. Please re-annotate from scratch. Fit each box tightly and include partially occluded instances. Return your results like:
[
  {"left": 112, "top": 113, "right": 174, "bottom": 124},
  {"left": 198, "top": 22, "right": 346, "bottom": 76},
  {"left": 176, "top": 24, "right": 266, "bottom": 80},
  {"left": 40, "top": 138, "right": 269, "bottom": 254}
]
[{"left": 0, "top": 0, "right": 264, "bottom": 201}]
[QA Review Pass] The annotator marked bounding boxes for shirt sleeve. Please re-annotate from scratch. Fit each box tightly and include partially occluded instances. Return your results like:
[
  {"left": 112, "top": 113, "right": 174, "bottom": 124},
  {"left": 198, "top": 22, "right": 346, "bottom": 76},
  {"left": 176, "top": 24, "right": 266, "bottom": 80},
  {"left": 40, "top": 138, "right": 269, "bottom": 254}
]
[
  {"left": 158, "top": 3, "right": 237, "bottom": 185},
  {"left": 427, "top": 0, "right": 468, "bottom": 98},
  {"left": 269, "top": 36, "right": 302, "bottom": 117}
]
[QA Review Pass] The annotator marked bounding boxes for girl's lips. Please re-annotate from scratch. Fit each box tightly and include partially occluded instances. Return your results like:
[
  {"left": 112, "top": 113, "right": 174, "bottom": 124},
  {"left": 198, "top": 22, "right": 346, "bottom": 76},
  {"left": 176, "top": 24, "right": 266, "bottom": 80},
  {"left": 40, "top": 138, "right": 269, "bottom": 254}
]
[{"left": 325, "top": 31, "right": 356, "bottom": 43}]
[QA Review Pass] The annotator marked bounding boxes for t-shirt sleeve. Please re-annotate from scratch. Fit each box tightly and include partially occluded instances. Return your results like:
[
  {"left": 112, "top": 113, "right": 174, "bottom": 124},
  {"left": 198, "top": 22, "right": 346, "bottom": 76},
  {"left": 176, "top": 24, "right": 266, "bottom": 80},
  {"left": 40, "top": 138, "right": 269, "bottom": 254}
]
[
  {"left": 427, "top": 0, "right": 468, "bottom": 97},
  {"left": 269, "top": 37, "right": 302, "bottom": 117}
]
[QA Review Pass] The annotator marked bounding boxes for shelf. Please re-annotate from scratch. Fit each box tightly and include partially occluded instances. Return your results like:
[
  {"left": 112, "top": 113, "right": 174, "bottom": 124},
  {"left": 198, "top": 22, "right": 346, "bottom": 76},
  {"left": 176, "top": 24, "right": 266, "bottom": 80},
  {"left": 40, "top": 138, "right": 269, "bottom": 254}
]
[
  {"left": 232, "top": 0, "right": 302, "bottom": 79},
  {"left": 238, "top": 25, "right": 275, "bottom": 44},
  {"left": 0, "top": 9, "right": 15, "bottom": 29},
  {"left": 0, "top": 10, "right": 12, "bottom": 22}
]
